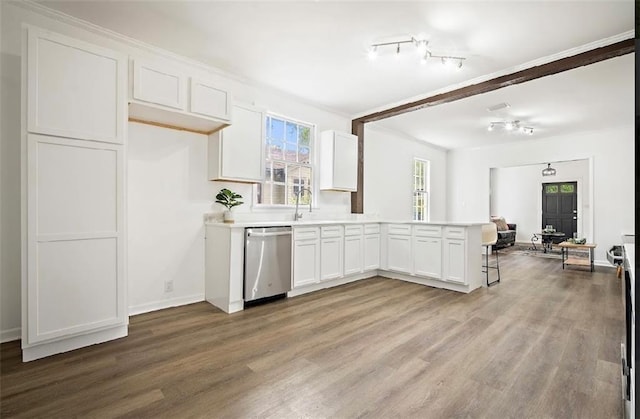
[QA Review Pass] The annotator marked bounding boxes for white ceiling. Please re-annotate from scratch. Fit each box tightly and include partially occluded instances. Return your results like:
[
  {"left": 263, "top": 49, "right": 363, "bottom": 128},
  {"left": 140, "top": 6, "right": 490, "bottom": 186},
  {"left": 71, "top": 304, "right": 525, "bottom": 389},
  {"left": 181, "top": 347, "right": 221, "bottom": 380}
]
[{"left": 35, "top": 0, "right": 635, "bottom": 149}]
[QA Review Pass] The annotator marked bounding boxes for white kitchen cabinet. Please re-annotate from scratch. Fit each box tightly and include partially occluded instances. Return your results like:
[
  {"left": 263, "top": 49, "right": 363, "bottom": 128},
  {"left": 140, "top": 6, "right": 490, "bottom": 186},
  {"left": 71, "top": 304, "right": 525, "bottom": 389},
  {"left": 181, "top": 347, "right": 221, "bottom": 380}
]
[
  {"left": 205, "top": 225, "right": 245, "bottom": 314},
  {"left": 27, "top": 26, "right": 126, "bottom": 144},
  {"left": 387, "top": 234, "right": 412, "bottom": 274},
  {"left": 132, "top": 59, "right": 186, "bottom": 110},
  {"left": 344, "top": 234, "right": 363, "bottom": 276},
  {"left": 129, "top": 59, "right": 231, "bottom": 135},
  {"left": 443, "top": 239, "right": 466, "bottom": 284},
  {"left": 190, "top": 77, "right": 231, "bottom": 121},
  {"left": 293, "top": 227, "right": 320, "bottom": 288},
  {"left": 319, "top": 130, "right": 358, "bottom": 191},
  {"left": 320, "top": 226, "right": 344, "bottom": 281},
  {"left": 208, "top": 103, "right": 265, "bottom": 182},
  {"left": 363, "top": 233, "right": 380, "bottom": 271},
  {"left": 23, "top": 26, "right": 127, "bottom": 361},
  {"left": 413, "top": 237, "right": 442, "bottom": 278}
]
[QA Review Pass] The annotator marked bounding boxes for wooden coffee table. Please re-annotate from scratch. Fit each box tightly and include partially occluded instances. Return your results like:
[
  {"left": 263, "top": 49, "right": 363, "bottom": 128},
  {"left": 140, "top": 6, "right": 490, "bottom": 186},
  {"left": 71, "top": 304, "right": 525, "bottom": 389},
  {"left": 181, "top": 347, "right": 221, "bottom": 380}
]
[{"left": 558, "top": 241, "right": 596, "bottom": 272}]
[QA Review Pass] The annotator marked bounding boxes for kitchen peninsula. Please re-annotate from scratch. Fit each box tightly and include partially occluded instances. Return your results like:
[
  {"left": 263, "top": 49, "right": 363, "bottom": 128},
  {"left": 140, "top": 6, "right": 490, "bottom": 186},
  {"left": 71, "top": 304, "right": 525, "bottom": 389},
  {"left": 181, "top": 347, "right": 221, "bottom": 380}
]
[{"left": 205, "top": 220, "right": 484, "bottom": 313}]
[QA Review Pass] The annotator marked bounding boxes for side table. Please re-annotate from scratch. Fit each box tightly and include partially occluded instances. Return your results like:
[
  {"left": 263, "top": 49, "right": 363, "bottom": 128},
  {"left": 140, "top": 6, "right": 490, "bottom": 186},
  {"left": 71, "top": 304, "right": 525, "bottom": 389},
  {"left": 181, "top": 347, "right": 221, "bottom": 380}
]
[{"left": 558, "top": 241, "right": 597, "bottom": 272}]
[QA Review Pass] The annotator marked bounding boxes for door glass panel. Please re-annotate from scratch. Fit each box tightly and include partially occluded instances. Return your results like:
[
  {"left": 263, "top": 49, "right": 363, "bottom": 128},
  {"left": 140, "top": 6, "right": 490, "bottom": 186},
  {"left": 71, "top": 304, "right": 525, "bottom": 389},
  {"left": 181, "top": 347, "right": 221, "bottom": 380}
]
[
  {"left": 560, "top": 184, "right": 575, "bottom": 193},
  {"left": 545, "top": 185, "right": 559, "bottom": 194}
]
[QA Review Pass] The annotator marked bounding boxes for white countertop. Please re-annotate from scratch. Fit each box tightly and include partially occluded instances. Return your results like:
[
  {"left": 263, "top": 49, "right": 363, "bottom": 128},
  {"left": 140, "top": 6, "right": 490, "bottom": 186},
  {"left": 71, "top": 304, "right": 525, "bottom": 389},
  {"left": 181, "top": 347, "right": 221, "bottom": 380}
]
[{"left": 205, "top": 220, "right": 488, "bottom": 228}]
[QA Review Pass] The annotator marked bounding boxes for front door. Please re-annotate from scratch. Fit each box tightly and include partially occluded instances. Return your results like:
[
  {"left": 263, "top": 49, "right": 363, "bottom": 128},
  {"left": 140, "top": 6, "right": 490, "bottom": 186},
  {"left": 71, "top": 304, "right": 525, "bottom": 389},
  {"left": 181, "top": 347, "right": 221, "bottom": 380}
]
[{"left": 542, "top": 182, "right": 577, "bottom": 242}]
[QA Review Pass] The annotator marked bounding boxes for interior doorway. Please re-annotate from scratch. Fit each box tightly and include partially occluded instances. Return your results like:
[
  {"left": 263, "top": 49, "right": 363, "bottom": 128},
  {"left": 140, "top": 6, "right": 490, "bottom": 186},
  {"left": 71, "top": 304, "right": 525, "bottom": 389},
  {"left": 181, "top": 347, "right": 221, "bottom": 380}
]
[{"left": 541, "top": 181, "right": 577, "bottom": 241}]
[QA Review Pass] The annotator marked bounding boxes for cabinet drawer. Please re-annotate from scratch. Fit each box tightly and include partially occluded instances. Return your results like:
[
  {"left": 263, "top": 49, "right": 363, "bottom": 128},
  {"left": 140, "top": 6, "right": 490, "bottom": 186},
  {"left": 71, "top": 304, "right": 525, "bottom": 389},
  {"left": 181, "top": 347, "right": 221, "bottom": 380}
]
[
  {"left": 344, "top": 225, "right": 363, "bottom": 236},
  {"left": 445, "top": 226, "right": 466, "bottom": 239},
  {"left": 364, "top": 224, "right": 380, "bottom": 234},
  {"left": 387, "top": 224, "right": 411, "bottom": 236},
  {"left": 294, "top": 227, "right": 319, "bottom": 240},
  {"left": 321, "top": 225, "right": 344, "bottom": 238},
  {"left": 413, "top": 225, "right": 442, "bottom": 237}
]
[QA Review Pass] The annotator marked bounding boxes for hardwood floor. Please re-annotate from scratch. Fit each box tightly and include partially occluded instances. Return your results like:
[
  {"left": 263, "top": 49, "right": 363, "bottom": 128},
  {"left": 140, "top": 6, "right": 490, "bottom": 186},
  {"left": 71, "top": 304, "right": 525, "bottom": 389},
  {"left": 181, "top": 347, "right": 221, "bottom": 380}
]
[{"left": 1, "top": 253, "right": 623, "bottom": 418}]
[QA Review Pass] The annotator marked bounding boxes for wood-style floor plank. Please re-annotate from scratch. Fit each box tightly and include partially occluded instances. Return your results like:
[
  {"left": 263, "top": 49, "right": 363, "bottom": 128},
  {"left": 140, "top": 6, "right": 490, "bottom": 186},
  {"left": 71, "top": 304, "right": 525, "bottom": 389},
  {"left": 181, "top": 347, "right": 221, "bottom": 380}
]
[{"left": 1, "top": 253, "right": 624, "bottom": 418}]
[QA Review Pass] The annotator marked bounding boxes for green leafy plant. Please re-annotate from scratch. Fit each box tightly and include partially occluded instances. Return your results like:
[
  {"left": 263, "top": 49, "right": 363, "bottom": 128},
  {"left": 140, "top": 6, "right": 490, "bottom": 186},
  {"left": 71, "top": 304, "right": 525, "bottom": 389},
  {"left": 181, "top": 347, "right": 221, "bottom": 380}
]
[{"left": 215, "top": 188, "right": 243, "bottom": 210}]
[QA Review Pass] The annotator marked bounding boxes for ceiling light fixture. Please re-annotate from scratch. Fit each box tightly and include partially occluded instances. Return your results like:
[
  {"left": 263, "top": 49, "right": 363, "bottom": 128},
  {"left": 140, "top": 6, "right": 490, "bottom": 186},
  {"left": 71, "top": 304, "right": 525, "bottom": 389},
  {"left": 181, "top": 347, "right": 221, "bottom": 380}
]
[
  {"left": 368, "top": 36, "right": 465, "bottom": 68},
  {"left": 542, "top": 163, "right": 556, "bottom": 177},
  {"left": 487, "top": 120, "right": 534, "bottom": 135}
]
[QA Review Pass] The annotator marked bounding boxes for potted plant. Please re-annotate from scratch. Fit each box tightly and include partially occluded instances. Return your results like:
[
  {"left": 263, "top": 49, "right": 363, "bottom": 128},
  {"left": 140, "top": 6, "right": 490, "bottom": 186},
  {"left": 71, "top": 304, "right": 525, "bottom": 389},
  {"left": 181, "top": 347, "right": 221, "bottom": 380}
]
[{"left": 215, "top": 188, "right": 243, "bottom": 223}]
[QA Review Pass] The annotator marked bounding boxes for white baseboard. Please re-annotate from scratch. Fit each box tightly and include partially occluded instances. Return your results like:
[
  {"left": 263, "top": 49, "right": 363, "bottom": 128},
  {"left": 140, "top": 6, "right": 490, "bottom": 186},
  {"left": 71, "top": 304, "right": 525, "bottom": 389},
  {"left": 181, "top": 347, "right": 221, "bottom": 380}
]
[
  {"left": 1, "top": 327, "right": 22, "bottom": 343},
  {"left": 22, "top": 325, "right": 127, "bottom": 362},
  {"left": 128, "top": 294, "right": 205, "bottom": 316}
]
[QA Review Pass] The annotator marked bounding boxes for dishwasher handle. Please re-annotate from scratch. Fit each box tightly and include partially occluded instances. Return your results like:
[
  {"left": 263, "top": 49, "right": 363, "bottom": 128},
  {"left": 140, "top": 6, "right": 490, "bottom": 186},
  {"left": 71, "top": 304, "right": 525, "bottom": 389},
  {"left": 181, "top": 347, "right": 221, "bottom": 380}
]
[{"left": 246, "top": 231, "right": 292, "bottom": 238}]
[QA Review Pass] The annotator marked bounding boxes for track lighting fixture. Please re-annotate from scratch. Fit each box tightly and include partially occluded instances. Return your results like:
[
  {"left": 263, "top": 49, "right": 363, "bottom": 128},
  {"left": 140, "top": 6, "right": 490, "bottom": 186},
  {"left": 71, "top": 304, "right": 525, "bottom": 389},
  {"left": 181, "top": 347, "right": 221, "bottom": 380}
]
[
  {"left": 367, "top": 36, "right": 465, "bottom": 68},
  {"left": 487, "top": 120, "right": 534, "bottom": 135}
]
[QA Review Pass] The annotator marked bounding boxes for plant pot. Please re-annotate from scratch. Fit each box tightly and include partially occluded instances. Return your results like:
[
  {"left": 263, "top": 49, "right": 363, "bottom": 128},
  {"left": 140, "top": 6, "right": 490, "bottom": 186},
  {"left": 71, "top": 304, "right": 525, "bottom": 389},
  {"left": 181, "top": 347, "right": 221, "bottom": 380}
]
[{"left": 223, "top": 210, "right": 235, "bottom": 224}]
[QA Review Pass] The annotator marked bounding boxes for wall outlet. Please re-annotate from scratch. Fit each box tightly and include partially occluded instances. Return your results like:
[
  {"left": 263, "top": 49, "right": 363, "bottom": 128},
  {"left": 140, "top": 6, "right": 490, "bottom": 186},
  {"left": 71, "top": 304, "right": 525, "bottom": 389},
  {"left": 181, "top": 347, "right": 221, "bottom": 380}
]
[{"left": 164, "top": 280, "right": 174, "bottom": 293}]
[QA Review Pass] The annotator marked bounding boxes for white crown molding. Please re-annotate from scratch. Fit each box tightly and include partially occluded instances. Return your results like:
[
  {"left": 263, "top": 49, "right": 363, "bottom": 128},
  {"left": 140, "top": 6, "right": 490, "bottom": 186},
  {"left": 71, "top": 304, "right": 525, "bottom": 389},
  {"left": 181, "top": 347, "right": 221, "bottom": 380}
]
[
  {"left": 9, "top": 0, "right": 352, "bottom": 120},
  {"left": 353, "top": 30, "right": 635, "bottom": 120}
]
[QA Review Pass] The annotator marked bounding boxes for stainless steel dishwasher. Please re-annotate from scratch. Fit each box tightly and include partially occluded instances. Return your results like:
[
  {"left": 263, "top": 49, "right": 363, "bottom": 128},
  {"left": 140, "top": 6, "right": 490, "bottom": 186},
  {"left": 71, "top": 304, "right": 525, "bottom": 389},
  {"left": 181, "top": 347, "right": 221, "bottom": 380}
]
[{"left": 244, "top": 226, "right": 292, "bottom": 303}]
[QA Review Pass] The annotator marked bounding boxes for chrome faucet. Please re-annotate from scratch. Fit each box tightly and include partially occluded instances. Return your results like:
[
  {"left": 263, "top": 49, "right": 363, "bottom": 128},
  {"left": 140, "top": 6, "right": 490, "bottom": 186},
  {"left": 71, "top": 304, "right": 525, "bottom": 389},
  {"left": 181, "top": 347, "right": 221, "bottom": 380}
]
[{"left": 294, "top": 187, "right": 312, "bottom": 221}]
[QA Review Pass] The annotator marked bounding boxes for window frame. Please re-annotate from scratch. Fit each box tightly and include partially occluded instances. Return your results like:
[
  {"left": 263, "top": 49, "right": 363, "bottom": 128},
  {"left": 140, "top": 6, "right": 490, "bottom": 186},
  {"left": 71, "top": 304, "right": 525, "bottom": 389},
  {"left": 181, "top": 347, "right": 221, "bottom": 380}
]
[
  {"left": 412, "top": 158, "right": 430, "bottom": 221},
  {"left": 253, "top": 112, "right": 317, "bottom": 209}
]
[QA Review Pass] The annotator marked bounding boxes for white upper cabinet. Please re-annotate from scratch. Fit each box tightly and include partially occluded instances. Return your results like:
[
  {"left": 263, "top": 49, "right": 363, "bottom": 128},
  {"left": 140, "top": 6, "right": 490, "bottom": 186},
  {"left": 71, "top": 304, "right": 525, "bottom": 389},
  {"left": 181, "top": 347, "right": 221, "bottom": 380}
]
[
  {"left": 190, "top": 78, "right": 231, "bottom": 121},
  {"left": 27, "top": 26, "right": 126, "bottom": 144},
  {"left": 128, "top": 58, "right": 231, "bottom": 135},
  {"left": 208, "top": 103, "right": 265, "bottom": 183},
  {"left": 319, "top": 130, "right": 358, "bottom": 191},
  {"left": 132, "top": 59, "right": 186, "bottom": 110}
]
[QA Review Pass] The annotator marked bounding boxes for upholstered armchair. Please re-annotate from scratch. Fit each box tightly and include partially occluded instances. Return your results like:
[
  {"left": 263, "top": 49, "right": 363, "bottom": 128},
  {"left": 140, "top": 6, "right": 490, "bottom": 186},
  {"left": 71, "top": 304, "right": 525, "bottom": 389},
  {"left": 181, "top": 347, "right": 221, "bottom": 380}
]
[{"left": 490, "top": 217, "right": 517, "bottom": 249}]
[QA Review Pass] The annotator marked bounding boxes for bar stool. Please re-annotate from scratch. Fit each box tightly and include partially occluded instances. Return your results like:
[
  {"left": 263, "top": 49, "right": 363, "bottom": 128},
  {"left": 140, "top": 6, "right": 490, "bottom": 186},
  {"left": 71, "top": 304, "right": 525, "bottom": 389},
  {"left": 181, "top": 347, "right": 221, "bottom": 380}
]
[{"left": 482, "top": 223, "right": 501, "bottom": 286}]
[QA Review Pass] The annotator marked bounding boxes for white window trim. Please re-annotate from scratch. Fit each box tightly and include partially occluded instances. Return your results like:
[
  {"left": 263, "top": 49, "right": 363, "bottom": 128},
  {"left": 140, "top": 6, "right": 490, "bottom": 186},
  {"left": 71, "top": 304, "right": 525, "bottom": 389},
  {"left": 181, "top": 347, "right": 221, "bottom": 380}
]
[
  {"left": 252, "top": 113, "right": 318, "bottom": 209},
  {"left": 413, "top": 158, "right": 430, "bottom": 222}
]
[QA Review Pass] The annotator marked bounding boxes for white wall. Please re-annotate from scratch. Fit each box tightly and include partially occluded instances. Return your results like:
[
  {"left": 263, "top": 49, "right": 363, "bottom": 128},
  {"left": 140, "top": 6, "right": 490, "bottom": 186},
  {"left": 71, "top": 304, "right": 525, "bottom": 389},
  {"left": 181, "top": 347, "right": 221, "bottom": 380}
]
[
  {"left": 490, "top": 159, "right": 591, "bottom": 243},
  {"left": 0, "top": 2, "right": 356, "bottom": 340},
  {"left": 364, "top": 125, "right": 447, "bottom": 220},
  {"left": 448, "top": 125, "right": 634, "bottom": 264},
  {"left": 1, "top": 1, "right": 22, "bottom": 342}
]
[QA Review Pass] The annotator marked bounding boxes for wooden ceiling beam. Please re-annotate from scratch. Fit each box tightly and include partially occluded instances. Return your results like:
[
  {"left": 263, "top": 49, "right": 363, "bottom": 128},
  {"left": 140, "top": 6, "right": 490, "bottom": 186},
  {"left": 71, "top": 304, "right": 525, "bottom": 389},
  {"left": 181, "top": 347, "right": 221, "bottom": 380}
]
[
  {"left": 350, "top": 37, "right": 634, "bottom": 214},
  {"left": 354, "top": 38, "right": 634, "bottom": 124}
]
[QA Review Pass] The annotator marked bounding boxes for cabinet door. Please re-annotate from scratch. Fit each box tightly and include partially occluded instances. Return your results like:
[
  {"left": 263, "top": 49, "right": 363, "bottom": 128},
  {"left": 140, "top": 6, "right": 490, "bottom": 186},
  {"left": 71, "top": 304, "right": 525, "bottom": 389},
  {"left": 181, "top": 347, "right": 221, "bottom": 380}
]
[
  {"left": 133, "top": 59, "right": 186, "bottom": 110},
  {"left": 321, "top": 238, "right": 343, "bottom": 281},
  {"left": 443, "top": 239, "right": 466, "bottom": 284},
  {"left": 344, "top": 235, "right": 363, "bottom": 275},
  {"left": 210, "top": 104, "right": 264, "bottom": 182},
  {"left": 333, "top": 132, "right": 358, "bottom": 191},
  {"left": 26, "top": 134, "right": 126, "bottom": 344},
  {"left": 414, "top": 237, "right": 442, "bottom": 278},
  {"left": 190, "top": 78, "right": 231, "bottom": 121},
  {"left": 387, "top": 235, "right": 412, "bottom": 274},
  {"left": 293, "top": 239, "right": 319, "bottom": 288},
  {"left": 27, "top": 27, "right": 126, "bottom": 143},
  {"left": 319, "top": 130, "right": 357, "bottom": 191},
  {"left": 363, "top": 234, "right": 380, "bottom": 271}
]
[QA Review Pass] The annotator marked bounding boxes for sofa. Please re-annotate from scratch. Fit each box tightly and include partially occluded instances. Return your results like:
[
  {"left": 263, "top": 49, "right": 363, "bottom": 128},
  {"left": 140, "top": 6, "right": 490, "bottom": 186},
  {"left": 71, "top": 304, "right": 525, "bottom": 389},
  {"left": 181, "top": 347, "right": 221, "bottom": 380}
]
[{"left": 490, "top": 217, "right": 517, "bottom": 249}]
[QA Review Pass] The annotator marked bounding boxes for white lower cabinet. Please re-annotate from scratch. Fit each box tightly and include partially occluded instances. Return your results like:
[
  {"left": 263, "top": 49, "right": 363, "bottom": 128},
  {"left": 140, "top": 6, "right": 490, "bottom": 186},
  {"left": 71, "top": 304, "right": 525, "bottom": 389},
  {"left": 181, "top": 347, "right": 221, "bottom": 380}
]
[
  {"left": 320, "top": 225, "right": 344, "bottom": 281},
  {"left": 344, "top": 234, "right": 363, "bottom": 275},
  {"left": 443, "top": 239, "right": 466, "bottom": 284},
  {"left": 387, "top": 235, "right": 412, "bottom": 274},
  {"left": 364, "top": 233, "right": 380, "bottom": 270},
  {"left": 293, "top": 227, "right": 320, "bottom": 288},
  {"left": 413, "top": 236, "right": 442, "bottom": 278}
]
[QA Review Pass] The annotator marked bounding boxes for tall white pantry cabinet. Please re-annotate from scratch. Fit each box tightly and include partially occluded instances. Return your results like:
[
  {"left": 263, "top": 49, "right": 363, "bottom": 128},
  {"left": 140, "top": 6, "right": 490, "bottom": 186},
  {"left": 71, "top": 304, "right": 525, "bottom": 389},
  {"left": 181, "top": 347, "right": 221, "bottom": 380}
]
[{"left": 22, "top": 26, "right": 128, "bottom": 361}]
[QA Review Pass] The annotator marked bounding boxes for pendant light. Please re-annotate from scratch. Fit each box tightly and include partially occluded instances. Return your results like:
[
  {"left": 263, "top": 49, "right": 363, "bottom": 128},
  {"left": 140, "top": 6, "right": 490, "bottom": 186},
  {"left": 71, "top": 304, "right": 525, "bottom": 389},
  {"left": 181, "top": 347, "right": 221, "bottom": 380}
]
[{"left": 542, "top": 163, "right": 556, "bottom": 176}]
